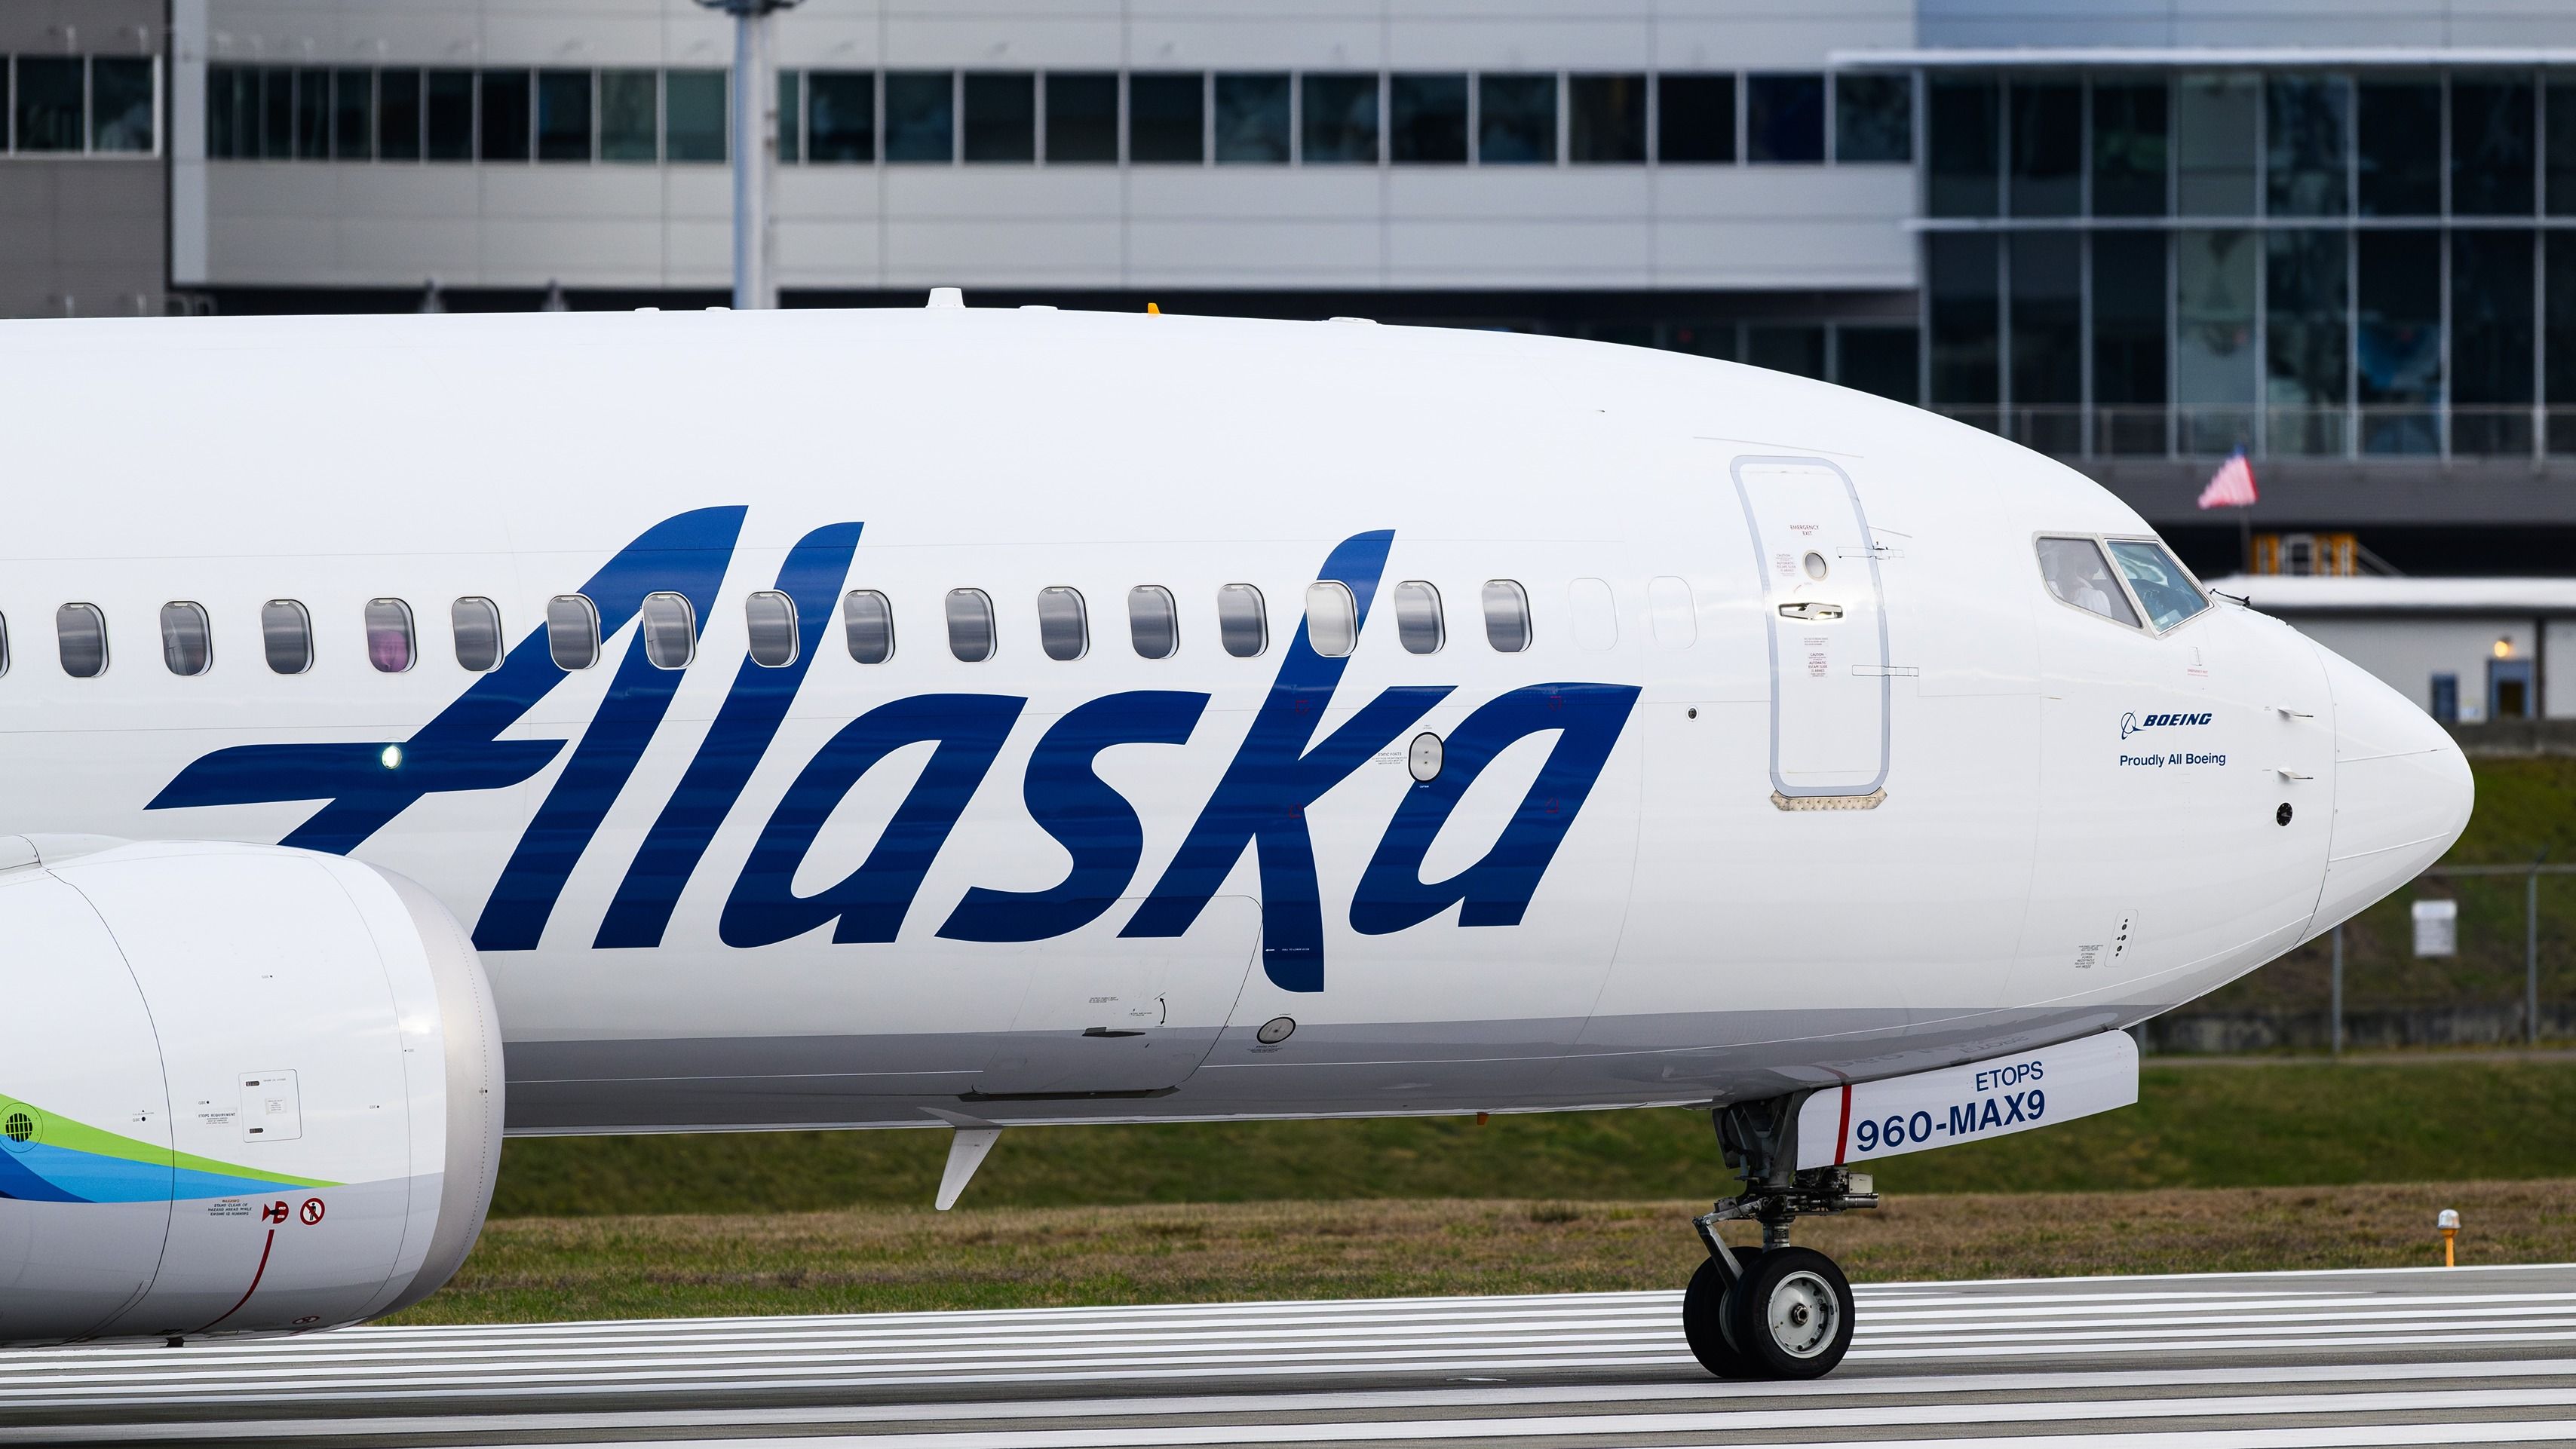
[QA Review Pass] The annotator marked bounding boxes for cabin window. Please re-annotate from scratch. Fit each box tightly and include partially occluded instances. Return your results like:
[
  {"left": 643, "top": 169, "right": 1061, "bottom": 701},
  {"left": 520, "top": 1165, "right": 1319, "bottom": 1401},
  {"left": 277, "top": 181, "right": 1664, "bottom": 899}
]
[
  {"left": 262, "top": 600, "right": 312, "bottom": 675},
  {"left": 57, "top": 604, "right": 108, "bottom": 678},
  {"left": 641, "top": 592, "right": 698, "bottom": 669},
  {"left": 1648, "top": 576, "right": 1697, "bottom": 648},
  {"left": 161, "top": 602, "right": 213, "bottom": 676},
  {"left": 1393, "top": 581, "right": 1445, "bottom": 654},
  {"left": 1129, "top": 585, "right": 1179, "bottom": 660},
  {"left": 2035, "top": 537, "right": 2140, "bottom": 626},
  {"left": 0, "top": 613, "right": 10, "bottom": 678},
  {"left": 1037, "top": 587, "right": 1089, "bottom": 661},
  {"left": 745, "top": 590, "right": 799, "bottom": 666},
  {"left": 1482, "top": 580, "right": 1532, "bottom": 652},
  {"left": 1218, "top": 583, "right": 1268, "bottom": 657},
  {"left": 1305, "top": 581, "right": 1358, "bottom": 657},
  {"left": 843, "top": 590, "right": 895, "bottom": 663},
  {"left": 946, "top": 588, "right": 996, "bottom": 662},
  {"left": 1569, "top": 577, "right": 1618, "bottom": 651},
  {"left": 452, "top": 597, "right": 503, "bottom": 672},
  {"left": 2107, "top": 538, "right": 2210, "bottom": 631},
  {"left": 365, "top": 598, "right": 416, "bottom": 672},
  {"left": 546, "top": 593, "right": 600, "bottom": 669}
]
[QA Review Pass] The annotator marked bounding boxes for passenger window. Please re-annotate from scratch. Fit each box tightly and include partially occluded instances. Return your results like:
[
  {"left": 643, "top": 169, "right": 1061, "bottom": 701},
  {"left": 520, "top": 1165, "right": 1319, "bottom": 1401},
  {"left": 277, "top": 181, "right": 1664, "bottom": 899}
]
[
  {"left": 1217, "top": 583, "right": 1268, "bottom": 657},
  {"left": 1569, "top": 577, "right": 1618, "bottom": 652},
  {"left": 746, "top": 590, "right": 799, "bottom": 667},
  {"left": 262, "top": 600, "right": 312, "bottom": 675},
  {"left": 1305, "top": 581, "right": 1358, "bottom": 657},
  {"left": 1648, "top": 577, "right": 1697, "bottom": 649},
  {"left": 843, "top": 590, "right": 895, "bottom": 663},
  {"left": 2106, "top": 539, "right": 2210, "bottom": 631},
  {"left": 1129, "top": 585, "right": 1179, "bottom": 660},
  {"left": 946, "top": 588, "right": 996, "bottom": 662},
  {"left": 452, "top": 596, "right": 503, "bottom": 672},
  {"left": 1037, "top": 587, "right": 1089, "bottom": 661},
  {"left": 641, "top": 591, "right": 698, "bottom": 670},
  {"left": 2035, "top": 537, "right": 2140, "bottom": 626},
  {"left": 546, "top": 593, "right": 600, "bottom": 669},
  {"left": 161, "top": 602, "right": 213, "bottom": 676},
  {"left": 1482, "top": 580, "right": 1532, "bottom": 652},
  {"left": 0, "top": 612, "right": 10, "bottom": 677},
  {"left": 1393, "top": 581, "right": 1444, "bottom": 654},
  {"left": 57, "top": 603, "right": 106, "bottom": 679},
  {"left": 365, "top": 598, "right": 416, "bottom": 672}
]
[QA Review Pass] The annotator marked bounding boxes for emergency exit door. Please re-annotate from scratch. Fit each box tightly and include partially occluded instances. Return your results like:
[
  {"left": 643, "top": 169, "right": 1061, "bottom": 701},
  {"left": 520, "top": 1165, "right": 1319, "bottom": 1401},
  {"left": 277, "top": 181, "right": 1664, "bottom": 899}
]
[{"left": 1731, "top": 456, "right": 1891, "bottom": 801}]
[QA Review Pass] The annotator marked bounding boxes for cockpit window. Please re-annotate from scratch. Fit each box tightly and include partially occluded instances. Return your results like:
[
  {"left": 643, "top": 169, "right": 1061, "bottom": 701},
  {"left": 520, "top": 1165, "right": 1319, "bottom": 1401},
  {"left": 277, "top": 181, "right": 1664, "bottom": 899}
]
[
  {"left": 2107, "top": 539, "right": 2210, "bottom": 632},
  {"left": 2035, "top": 537, "right": 2139, "bottom": 627}
]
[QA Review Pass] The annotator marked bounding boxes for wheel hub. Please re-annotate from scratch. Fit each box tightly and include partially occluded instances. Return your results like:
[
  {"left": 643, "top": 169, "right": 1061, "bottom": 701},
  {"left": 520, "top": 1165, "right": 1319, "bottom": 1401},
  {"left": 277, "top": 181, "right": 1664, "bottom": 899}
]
[{"left": 1766, "top": 1270, "right": 1838, "bottom": 1358}]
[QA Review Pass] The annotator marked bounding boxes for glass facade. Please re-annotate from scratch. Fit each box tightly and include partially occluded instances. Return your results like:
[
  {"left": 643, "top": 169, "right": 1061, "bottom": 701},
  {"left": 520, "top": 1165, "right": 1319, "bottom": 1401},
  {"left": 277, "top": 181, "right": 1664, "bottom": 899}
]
[{"left": 1924, "top": 66, "right": 2576, "bottom": 459}]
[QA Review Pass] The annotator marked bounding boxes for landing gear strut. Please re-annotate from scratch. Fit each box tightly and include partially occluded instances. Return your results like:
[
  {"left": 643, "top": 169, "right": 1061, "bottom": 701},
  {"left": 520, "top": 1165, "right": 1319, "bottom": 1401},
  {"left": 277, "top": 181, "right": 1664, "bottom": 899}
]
[{"left": 1681, "top": 1092, "right": 1875, "bottom": 1380}]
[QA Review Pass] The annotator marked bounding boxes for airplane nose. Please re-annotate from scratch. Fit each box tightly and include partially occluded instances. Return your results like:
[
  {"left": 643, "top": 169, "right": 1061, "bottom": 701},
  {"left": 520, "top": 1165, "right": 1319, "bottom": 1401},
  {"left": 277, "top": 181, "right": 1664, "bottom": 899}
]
[{"left": 2311, "top": 642, "right": 2475, "bottom": 934}]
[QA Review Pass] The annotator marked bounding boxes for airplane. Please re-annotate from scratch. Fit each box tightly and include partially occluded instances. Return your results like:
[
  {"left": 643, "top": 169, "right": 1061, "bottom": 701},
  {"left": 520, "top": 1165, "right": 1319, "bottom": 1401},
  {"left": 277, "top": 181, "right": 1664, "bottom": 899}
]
[{"left": 0, "top": 301, "right": 2470, "bottom": 1380}]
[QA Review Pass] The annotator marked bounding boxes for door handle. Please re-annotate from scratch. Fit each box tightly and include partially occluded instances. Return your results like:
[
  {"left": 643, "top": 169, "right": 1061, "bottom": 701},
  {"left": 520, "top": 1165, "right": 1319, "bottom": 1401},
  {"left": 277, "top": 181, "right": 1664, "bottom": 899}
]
[{"left": 1777, "top": 602, "right": 1844, "bottom": 621}]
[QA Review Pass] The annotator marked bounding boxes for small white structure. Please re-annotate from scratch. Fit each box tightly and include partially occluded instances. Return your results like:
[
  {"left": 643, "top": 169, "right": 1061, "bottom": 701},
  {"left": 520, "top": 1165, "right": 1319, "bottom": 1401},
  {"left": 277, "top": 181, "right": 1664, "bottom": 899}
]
[
  {"left": 2413, "top": 899, "right": 2460, "bottom": 957},
  {"left": 2210, "top": 575, "right": 2576, "bottom": 724}
]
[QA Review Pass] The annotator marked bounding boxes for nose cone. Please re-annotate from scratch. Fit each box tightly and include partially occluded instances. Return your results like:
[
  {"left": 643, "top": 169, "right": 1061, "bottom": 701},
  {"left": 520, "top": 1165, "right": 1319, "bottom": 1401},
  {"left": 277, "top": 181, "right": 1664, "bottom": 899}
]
[{"left": 2311, "top": 643, "right": 2475, "bottom": 934}]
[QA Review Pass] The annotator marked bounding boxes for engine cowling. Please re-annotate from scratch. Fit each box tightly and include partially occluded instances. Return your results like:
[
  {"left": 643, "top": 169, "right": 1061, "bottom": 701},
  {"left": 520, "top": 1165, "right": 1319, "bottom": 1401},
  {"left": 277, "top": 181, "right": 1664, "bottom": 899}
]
[{"left": 0, "top": 838, "right": 502, "bottom": 1345}]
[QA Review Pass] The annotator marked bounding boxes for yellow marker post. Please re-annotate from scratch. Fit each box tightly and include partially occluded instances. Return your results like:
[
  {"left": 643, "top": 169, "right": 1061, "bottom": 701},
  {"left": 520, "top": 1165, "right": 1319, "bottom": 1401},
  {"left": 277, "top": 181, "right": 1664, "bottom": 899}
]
[
  {"left": 2439, "top": 1208, "right": 2461, "bottom": 1267},
  {"left": 1147, "top": 302, "right": 1161, "bottom": 314}
]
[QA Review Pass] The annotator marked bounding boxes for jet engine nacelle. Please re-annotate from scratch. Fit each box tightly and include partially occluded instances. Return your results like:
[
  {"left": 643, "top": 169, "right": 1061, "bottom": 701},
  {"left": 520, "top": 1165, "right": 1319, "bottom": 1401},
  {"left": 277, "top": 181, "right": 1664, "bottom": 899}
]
[{"left": 0, "top": 838, "right": 501, "bottom": 1345}]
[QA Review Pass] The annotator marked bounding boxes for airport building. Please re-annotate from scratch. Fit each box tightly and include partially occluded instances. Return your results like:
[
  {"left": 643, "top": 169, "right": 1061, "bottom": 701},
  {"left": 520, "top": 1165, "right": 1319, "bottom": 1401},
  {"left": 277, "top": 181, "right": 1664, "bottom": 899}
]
[{"left": 8, "top": 2, "right": 2576, "bottom": 695}]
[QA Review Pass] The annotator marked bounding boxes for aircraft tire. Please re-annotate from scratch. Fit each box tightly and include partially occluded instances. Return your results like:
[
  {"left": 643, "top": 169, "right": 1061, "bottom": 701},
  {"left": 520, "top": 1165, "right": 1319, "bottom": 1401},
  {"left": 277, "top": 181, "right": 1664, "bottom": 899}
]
[
  {"left": 1679, "top": 1248, "right": 1765, "bottom": 1378},
  {"left": 1724, "top": 1246, "right": 1854, "bottom": 1380}
]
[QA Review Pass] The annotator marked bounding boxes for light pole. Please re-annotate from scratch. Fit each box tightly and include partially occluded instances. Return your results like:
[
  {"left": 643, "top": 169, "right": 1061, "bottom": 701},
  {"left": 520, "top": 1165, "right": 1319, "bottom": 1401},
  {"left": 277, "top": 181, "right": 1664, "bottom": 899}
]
[{"left": 697, "top": 0, "right": 800, "bottom": 309}]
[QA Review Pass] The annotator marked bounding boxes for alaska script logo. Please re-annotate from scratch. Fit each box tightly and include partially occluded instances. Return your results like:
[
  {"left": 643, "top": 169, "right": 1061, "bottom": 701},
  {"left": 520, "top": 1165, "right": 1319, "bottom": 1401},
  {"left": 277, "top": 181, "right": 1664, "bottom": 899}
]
[{"left": 2120, "top": 709, "right": 2214, "bottom": 740}]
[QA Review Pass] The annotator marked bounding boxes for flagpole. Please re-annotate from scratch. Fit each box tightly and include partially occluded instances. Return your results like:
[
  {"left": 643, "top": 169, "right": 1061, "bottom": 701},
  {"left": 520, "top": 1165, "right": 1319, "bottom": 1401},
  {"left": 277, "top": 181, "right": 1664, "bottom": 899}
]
[{"left": 2240, "top": 506, "right": 2252, "bottom": 575}]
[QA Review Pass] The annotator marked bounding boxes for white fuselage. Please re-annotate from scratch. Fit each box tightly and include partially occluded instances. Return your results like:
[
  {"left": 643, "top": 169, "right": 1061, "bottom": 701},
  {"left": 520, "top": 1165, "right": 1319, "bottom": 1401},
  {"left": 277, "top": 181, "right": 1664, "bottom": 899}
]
[{"left": 0, "top": 307, "right": 2470, "bottom": 1135}]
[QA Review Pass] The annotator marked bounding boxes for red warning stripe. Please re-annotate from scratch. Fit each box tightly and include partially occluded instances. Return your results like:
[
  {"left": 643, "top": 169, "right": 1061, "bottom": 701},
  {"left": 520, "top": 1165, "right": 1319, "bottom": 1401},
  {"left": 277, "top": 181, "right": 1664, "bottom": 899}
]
[
  {"left": 1835, "top": 1083, "right": 1855, "bottom": 1166},
  {"left": 190, "top": 1227, "right": 277, "bottom": 1336}
]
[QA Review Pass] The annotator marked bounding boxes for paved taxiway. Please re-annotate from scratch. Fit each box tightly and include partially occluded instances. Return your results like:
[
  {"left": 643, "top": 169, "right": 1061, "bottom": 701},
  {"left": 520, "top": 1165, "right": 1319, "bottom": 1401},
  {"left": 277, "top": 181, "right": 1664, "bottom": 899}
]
[{"left": 2, "top": 1263, "right": 2572, "bottom": 1446}]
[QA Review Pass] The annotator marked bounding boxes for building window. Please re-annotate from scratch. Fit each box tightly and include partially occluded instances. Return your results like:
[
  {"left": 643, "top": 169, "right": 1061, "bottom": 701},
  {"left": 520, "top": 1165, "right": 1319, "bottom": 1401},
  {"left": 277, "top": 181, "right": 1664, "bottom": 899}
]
[
  {"left": 2357, "top": 229, "right": 2443, "bottom": 455},
  {"left": 262, "top": 600, "right": 312, "bottom": 675},
  {"left": 2176, "top": 73, "right": 2258, "bottom": 216},
  {"left": 2430, "top": 672, "right": 2460, "bottom": 723},
  {"left": 1927, "top": 77, "right": 1999, "bottom": 216},
  {"left": 331, "top": 69, "right": 373, "bottom": 159},
  {"left": 57, "top": 604, "right": 108, "bottom": 679},
  {"left": 1927, "top": 232, "right": 2000, "bottom": 424},
  {"left": 2452, "top": 230, "right": 2536, "bottom": 456},
  {"left": 380, "top": 69, "right": 422, "bottom": 160},
  {"left": 1569, "top": 75, "right": 1645, "bottom": 164},
  {"left": 91, "top": 58, "right": 155, "bottom": 153},
  {"left": 1657, "top": 74, "right": 1735, "bottom": 164},
  {"left": 964, "top": 72, "right": 1034, "bottom": 163},
  {"left": 2007, "top": 80, "right": 2079, "bottom": 216},
  {"left": 2357, "top": 78, "right": 2441, "bottom": 216},
  {"left": 2550, "top": 234, "right": 2576, "bottom": 455},
  {"left": 262, "top": 67, "right": 291, "bottom": 158},
  {"left": 1302, "top": 73, "right": 1378, "bottom": 164},
  {"left": 1215, "top": 72, "right": 1290, "bottom": 163},
  {"left": 296, "top": 66, "right": 332, "bottom": 159},
  {"left": 946, "top": 588, "right": 996, "bottom": 662},
  {"left": 1478, "top": 75, "right": 1556, "bottom": 164},
  {"left": 1837, "top": 326, "right": 1921, "bottom": 406},
  {"left": 1835, "top": 73, "right": 1910, "bottom": 162},
  {"left": 1217, "top": 584, "right": 1268, "bottom": 657},
  {"left": 1746, "top": 73, "right": 1824, "bottom": 164},
  {"left": 2265, "top": 228, "right": 2350, "bottom": 456},
  {"left": 2093, "top": 231, "right": 2169, "bottom": 455},
  {"left": 1038, "top": 586, "right": 1089, "bottom": 661},
  {"left": 366, "top": 598, "right": 416, "bottom": 673},
  {"left": 1481, "top": 581, "right": 1532, "bottom": 653},
  {"left": 2550, "top": 81, "right": 2576, "bottom": 216},
  {"left": 452, "top": 597, "right": 503, "bottom": 672},
  {"left": 1391, "top": 74, "right": 1467, "bottom": 163},
  {"left": 2267, "top": 75, "right": 2350, "bottom": 218},
  {"left": 2092, "top": 80, "right": 2168, "bottom": 217},
  {"left": 1129, "top": 73, "right": 1204, "bottom": 163},
  {"left": 640, "top": 592, "right": 697, "bottom": 670},
  {"left": 1046, "top": 72, "right": 1118, "bottom": 162},
  {"left": 665, "top": 69, "right": 727, "bottom": 162},
  {"left": 1305, "top": 581, "right": 1358, "bottom": 657},
  {"left": 1128, "top": 585, "right": 1179, "bottom": 660},
  {"left": 600, "top": 69, "right": 658, "bottom": 161},
  {"left": 778, "top": 70, "right": 800, "bottom": 162},
  {"left": 808, "top": 72, "right": 874, "bottom": 161},
  {"left": 2176, "top": 228, "right": 2259, "bottom": 455},
  {"left": 1392, "top": 581, "right": 1445, "bottom": 654},
  {"left": 885, "top": 71, "right": 953, "bottom": 162},
  {"left": 16, "top": 57, "right": 83, "bottom": 152},
  {"left": 2453, "top": 75, "right": 2536, "bottom": 216},
  {"left": 1748, "top": 324, "right": 1826, "bottom": 379},
  {"left": 746, "top": 590, "right": 799, "bottom": 667},
  {"left": 546, "top": 594, "right": 601, "bottom": 670},
  {"left": 843, "top": 590, "right": 895, "bottom": 664},
  {"left": 426, "top": 69, "right": 474, "bottom": 161},
  {"left": 2010, "top": 232, "right": 2083, "bottom": 452},
  {"left": 160, "top": 602, "right": 213, "bottom": 677},
  {"left": 480, "top": 69, "right": 532, "bottom": 161},
  {"left": 538, "top": 69, "right": 592, "bottom": 161}
]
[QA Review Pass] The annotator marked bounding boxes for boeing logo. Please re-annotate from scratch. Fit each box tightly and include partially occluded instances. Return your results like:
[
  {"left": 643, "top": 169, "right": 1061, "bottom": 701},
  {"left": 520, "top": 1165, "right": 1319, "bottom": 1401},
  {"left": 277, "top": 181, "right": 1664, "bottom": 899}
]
[
  {"left": 146, "top": 510, "right": 1637, "bottom": 994},
  {"left": 2120, "top": 710, "right": 2214, "bottom": 740}
]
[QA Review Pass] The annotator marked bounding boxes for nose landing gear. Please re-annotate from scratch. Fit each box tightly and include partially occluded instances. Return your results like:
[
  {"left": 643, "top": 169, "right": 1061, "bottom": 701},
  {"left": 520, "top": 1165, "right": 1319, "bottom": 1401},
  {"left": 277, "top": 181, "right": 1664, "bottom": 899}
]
[{"left": 1682, "top": 1092, "right": 1874, "bottom": 1379}]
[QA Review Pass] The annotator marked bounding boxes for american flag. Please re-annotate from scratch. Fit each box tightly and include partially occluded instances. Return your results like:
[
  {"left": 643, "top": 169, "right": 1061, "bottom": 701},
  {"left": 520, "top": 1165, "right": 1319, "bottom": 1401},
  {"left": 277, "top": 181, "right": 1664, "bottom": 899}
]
[{"left": 2197, "top": 449, "right": 2258, "bottom": 510}]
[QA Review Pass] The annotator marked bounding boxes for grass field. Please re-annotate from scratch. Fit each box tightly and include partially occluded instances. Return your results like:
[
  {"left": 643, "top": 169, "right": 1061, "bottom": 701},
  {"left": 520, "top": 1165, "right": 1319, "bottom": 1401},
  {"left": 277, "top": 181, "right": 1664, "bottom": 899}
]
[
  {"left": 491, "top": 1058, "right": 2576, "bottom": 1217},
  {"left": 397, "top": 1178, "right": 2576, "bottom": 1325}
]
